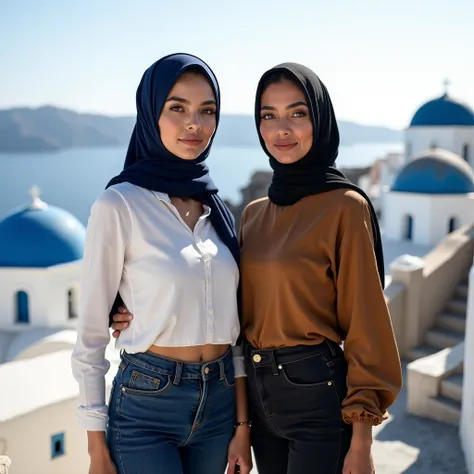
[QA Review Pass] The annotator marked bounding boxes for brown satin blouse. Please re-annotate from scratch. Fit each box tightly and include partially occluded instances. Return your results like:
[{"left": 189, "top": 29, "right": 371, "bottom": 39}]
[{"left": 239, "top": 188, "right": 402, "bottom": 425}]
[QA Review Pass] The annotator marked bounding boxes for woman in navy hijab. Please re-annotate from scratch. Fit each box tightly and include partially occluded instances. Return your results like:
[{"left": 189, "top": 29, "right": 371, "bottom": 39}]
[{"left": 72, "top": 53, "right": 252, "bottom": 474}]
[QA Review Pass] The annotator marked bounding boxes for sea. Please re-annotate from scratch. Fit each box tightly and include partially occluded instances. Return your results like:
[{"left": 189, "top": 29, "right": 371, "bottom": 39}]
[{"left": 0, "top": 142, "right": 402, "bottom": 224}]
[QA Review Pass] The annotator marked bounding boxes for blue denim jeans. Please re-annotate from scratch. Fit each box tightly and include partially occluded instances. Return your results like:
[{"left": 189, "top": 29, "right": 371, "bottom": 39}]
[{"left": 107, "top": 348, "right": 236, "bottom": 474}]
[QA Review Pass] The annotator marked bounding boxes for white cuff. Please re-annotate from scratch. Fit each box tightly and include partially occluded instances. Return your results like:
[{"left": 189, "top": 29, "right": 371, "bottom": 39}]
[
  {"left": 232, "top": 344, "right": 247, "bottom": 378},
  {"left": 77, "top": 405, "right": 109, "bottom": 432}
]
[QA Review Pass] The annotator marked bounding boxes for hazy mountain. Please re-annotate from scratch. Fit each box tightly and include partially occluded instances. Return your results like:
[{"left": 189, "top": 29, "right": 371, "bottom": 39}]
[{"left": 0, "top": 106, "right": 402, "bottom": 153}]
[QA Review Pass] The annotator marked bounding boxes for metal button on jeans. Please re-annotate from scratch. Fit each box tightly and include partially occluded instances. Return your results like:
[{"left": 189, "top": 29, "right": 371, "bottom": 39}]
[{"left": 253, "top": 354, "right": 262, "bottom": 363}]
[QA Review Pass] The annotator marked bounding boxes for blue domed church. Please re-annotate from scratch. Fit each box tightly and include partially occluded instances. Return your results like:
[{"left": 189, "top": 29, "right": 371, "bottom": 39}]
[
  {"left": 0, "top": 187, "right": 86, "bottom": 362},
  {"left": 383, "top": 82, "right": 474, "bottom": 246}
]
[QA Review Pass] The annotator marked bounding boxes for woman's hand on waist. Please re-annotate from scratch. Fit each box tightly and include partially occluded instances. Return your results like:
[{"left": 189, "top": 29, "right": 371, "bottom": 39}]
[{"left": 111, "top": 306, "right": 133, "bottom": 338}]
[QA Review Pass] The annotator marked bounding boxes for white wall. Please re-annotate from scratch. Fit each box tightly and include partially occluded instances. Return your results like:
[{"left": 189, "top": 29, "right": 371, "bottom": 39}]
[
  {"left": 13, "top": 330, "right": 77, "bottom": 361},
  {"left": 461, "top": 257, "right": 474, "bottom": 474},
  {"left": 428, "top": 195, "right": 474, "bottom": 243},
  {"left": 0, "top": 268, "right": 49, "bottom": 329},
  {"left": 0, "top": 261, "right": 81, "bottom": 331},
  {"left": 405, "top": 127, "right": 456, "bottom": 160},
  {"left": 453, "top": 128, "right": 474, "bottom": 168},
  {"left": 405, "top": 126, "right": 474, "bottom": 163},
  {"left": 383, "top": 193, "right": 431, "bottom": 244},
  {"left": 384, "top": 192, "right": 474, "bottom": 246},
  {"left": 0, "top": 398, "right": 89, "bottom": 474},
  {"left": 47, "top": 261, "right": 82, "bottom": 328}
]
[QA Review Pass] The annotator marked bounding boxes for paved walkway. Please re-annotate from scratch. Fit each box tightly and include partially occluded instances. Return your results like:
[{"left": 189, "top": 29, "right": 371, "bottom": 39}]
[{"left": 251, "top": 364, "right": 468, "bottom": 473}]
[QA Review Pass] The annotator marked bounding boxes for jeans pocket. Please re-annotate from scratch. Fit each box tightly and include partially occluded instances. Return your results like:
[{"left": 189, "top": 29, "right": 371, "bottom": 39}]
[
  {"left": 121, "top": 365, "right": 171, "bottom": 396},
  {"left": 281, "top": 352, "right": 334, "bottom": 388}
]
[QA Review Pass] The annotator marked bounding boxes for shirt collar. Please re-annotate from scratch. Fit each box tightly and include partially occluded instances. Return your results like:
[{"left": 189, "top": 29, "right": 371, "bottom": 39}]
[{"left": 152, "top": 191, "right": 212, "bottom": 215}]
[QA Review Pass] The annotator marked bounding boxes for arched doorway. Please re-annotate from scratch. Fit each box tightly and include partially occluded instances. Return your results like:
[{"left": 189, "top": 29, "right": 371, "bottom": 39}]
[
  {"left": 68, "top": 288, "right": 77, "bottom": 319},
  {"left": 448, "top": 217, "right": 458, "bottom": 233},
  {"left": 403, "top": 215, "right": 413, "bottom": 240},
  {"left": 463, "top": 144, "right": 469, "bottom": 162},
  {"left": 16, "top": 291, "right": 29, "bottom": 323}
]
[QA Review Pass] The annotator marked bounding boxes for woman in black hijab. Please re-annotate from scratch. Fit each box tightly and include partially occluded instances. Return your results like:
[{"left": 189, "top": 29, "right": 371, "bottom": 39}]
[{"left": 236, "top": 64, "right": 402, "bottom": 474}]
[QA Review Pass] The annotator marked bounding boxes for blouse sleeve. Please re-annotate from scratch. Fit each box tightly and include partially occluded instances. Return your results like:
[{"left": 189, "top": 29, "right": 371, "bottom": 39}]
[
  {"left": 71, "top": 188, "right": 131, "bottom": 431},
  {"left": 334, "top": 192, "right": 402, "bottom": 425}
]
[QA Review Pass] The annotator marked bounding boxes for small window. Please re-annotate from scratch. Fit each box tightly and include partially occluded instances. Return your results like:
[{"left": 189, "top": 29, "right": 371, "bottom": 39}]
[
  {"left": 68, "top": 289, "right": 77, "bottom": 319},
  {"left": 51, "top": 432, "right": 65, "bottom": 459},
  {"left": 463, "top": 144, "right": 469, "bottom": 162},
  {"left": 448, "top": 217, "right": 458, "bottom": 233},
  {"left": 404, "top": 215, "right": 413, "bottom": 240},
  {"left": 16, "top": 291, "right": 29, "bottom": 324}
]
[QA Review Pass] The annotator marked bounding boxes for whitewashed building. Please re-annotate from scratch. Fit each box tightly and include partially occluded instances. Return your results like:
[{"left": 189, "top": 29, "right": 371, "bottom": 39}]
[{"left": 0, "top": 188, "right": 119, "bottom": 474}]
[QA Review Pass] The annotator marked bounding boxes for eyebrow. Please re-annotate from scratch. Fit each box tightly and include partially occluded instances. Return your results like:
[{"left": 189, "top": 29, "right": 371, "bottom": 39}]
[
  {"left": 260, "top": 101, "right": 309, "bottom": 111},
  {"left": 166, "top": 96, "right": 217, "bottom": 106}
]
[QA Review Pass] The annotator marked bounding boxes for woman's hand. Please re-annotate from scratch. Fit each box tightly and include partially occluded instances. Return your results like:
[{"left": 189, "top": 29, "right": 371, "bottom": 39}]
[
  {"left": 227, "top": 427, "right": 252, "bottom": 474},
  {"left": 87, "top": 432, "right": 117, "bottom": 474},
  {"left": 89, "top": 454, "right": 117, "bottom": 474},
  {"left": 111, "top": 306, "right": 133, "bottom": 338},
  {"left": 342, "top": 443, "right": 375, "bottom": 474}
]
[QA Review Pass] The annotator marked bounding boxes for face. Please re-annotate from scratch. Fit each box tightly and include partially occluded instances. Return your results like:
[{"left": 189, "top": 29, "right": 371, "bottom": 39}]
[
  {"left": 158, "top": 72, "right": 217, "bottom": 160},
  {"left": 259, "top": 79, "right": 313, "bottom": 164}
]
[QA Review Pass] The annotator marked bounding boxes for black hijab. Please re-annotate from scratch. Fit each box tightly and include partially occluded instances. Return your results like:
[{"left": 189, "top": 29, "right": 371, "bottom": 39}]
[
  {"left": 255, "top": 63, "right": 385, "bottom": 288},
  {"left": 106, "top": 53, "right": 240, "bottom": 324}
]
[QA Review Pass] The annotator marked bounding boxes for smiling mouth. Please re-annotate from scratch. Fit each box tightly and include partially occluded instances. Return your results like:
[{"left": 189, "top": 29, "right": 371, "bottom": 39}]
[
  {"left": 275, "top": 143, "right": 297, "bottom": 151},
  {"left": 179, "top": 138, "right": 203, "bottom": 147}
]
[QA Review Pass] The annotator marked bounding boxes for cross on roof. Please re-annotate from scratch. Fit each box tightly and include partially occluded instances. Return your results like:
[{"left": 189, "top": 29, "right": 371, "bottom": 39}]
[
  {"left": 28, "top": 185, "right": 41, "bottom": 201},
  {"left": 443, "top": 78, "right": 451, "bottom": 95}
]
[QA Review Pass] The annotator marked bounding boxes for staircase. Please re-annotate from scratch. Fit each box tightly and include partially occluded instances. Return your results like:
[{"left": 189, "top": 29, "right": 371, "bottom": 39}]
[
  {"left": 407, "top": 271, "right": 469, "bottom": 425},
  {"left": 408, "top": 273, "right": 468, "bottom": 360}
]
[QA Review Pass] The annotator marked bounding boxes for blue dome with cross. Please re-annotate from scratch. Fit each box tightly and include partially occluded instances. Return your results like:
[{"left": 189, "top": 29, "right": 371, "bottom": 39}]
[
  {"left": 0, "top": 187, "right": 86, "bottom": 268},
  {"left": 410, "top": 83, "right": 474, "bottom": 127},
  {"left": 391, "top": 149, "right": 474, "bottom": 194}
]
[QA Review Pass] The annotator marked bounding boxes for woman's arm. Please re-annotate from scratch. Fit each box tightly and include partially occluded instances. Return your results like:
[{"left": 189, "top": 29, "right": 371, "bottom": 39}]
[
  {"left": 333, "top": 192, "right": 402, "bottom": 436},
  {"left": 71, "top": 188, "right": 131, "bottom": 453}
]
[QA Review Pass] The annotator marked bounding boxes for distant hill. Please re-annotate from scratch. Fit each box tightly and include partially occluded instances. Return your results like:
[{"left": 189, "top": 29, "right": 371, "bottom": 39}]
[{"left": 0, "top": 106, "right": 402, "bottom": 153}]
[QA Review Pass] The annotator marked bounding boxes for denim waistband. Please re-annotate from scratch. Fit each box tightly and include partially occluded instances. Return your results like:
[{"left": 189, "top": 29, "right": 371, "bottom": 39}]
[
  {"left": 244, "top": 339, "right": 343, "bottom": 370},
  {"left": 121, "top": 347, "right": 233, "bottom": 383}
]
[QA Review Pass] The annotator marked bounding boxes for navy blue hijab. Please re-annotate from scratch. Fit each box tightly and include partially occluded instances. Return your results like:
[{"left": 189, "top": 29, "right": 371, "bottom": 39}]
[{"left": 106, "top": 53, "right": 240, "bottom": 324}]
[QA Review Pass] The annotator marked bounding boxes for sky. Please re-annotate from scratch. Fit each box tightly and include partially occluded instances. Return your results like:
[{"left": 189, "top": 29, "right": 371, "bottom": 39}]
[{"left": 1, "top": 0, "right": 473, "bottom": 129}]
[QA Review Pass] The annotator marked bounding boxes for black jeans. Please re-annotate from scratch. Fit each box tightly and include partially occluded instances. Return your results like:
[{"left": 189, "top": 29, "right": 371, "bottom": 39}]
[{"left": 245, "top": 340, "right": 352, "bottom": 474}]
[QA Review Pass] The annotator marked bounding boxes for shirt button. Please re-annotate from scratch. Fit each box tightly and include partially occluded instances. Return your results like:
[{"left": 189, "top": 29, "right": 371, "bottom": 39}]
[{"left": 253, "top": 354, "right": 262, "bottom": 363}]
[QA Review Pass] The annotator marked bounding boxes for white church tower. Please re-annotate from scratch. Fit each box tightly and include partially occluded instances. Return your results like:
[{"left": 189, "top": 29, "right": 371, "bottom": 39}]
[
  {"left": 404, "top": 80, "right": 474, "bottom": 167},
  {"left": 383, "top": 82, "right": 474, "bottom": 247},
  {"left": 0, "top": 187, "right": 86, "bottom": 362}
]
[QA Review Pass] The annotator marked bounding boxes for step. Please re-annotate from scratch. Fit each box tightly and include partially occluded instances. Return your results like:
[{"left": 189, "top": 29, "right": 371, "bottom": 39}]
[
  {"left": 426, "top": 396, "right": 461, "bottom": 425},
  {"left": 440, "top": 373, "right": 463, "bottom": 403},
  {"left": 425, "top": 328, "right": 464, "bottom": 349},
  {"left": 445, "top": 299, "right": 468, "bottom": 315},
  {"left": 435, "top": 312, "right": 467, "bottom": 332},
  {"left": 406, "top": 344, "right": 439, "bottom": 361},
  {"left": 455, "top": 283, "right": 469, "bottom": 299}
]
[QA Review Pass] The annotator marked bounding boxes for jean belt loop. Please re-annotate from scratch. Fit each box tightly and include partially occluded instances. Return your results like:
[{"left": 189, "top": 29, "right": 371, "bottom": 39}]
[
  {"left": 326, "top": 338, "right": 337, "bottom": 357},
  {"left": 270, "top": 351, "right": 279, "bottom": 376},
  {"left": 218, "top": 359, "right": 225, "bottom": 381},
  {"left": 173, "top": 361, "right": 183, "bottom": 386}
]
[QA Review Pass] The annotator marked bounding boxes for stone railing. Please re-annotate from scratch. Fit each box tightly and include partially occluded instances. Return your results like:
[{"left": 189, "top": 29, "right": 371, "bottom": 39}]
[
  {"left": 386, "top": 223, "right": 474, "bottom": 357},
  {"left": 461, "top": 255, "right": 474, "bottom": 474},
  {"left": 0, "top": 456, "right": 11, "bottom": 474}
]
